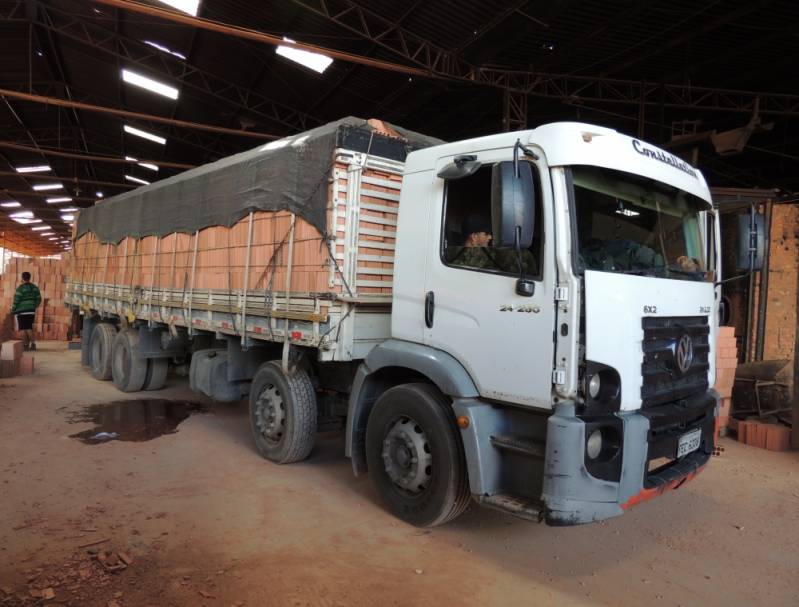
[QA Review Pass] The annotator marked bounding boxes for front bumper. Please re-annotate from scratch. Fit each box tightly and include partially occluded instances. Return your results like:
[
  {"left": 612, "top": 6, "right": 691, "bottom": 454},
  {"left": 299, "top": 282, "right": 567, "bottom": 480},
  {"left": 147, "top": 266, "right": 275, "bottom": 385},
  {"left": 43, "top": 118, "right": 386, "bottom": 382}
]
[{"left": 542, "top": 390, "right": 717, "bottom": 526}]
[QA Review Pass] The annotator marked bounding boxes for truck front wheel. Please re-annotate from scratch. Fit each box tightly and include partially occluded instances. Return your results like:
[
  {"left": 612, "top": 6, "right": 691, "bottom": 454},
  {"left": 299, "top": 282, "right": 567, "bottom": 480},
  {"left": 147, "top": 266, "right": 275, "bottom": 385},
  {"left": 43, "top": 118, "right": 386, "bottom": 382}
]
[
  {"left": 249, "top": 361, "right": 316, "bottom": 464},
  {"left": 365, "top": 383, "right": 471, "bottom": 527}
]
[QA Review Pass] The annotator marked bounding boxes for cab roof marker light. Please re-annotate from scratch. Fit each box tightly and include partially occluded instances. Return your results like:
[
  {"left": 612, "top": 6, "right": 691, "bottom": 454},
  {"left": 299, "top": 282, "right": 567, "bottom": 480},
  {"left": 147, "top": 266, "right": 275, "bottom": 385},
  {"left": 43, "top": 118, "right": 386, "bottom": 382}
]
[
  {"left": 121, "top": 68, "right": 179, "bottom": 100},
  {"left": 15, "top": 164, "right": 51, "bottom": 173},
  {"left": 276, "top": 37, "right": 333, "bottom": 74},
  {"left": 32, "top": 183, "right": 64, "bottom": 191},
  {"left": 143, "top": 40, "right": 187, "bottom": 60},
  {"left": 157, "top": 0, "right": 200, "bottom": 16},
  {"left": 124, "top": 125, "right": 166, "bottom": 145}
]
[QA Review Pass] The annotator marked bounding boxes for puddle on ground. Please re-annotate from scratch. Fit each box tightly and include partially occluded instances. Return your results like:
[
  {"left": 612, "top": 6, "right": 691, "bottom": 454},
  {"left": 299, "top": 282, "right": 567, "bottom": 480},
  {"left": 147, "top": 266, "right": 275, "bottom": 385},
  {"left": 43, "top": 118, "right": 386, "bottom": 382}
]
[{"left": 68, "top": 400, "right": 206, "bottom": 444}]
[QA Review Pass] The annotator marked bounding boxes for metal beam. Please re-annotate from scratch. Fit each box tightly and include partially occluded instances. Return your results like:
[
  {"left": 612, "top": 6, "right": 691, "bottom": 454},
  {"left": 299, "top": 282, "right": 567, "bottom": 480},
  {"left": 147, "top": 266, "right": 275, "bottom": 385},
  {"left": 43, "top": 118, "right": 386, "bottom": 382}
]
[
  {"left": 0, "top": 141, "right": 196, "bottom": 170},
  {"left": 36, "top": 1, "right": 321, "bottom": 133}
]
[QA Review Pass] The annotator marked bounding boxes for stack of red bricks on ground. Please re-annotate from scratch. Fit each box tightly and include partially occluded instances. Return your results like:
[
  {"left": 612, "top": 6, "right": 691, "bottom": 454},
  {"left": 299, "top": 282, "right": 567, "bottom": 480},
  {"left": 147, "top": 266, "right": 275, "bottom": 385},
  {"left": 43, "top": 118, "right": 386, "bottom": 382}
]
[
  {"left": 737, "top": 419, "right": 791, "bottom": 452},
  {"left": 714, "top": 326, "right": 738, "bottom": 436},
  {"left": 0, "top": 339, "right": 34, "bottom": 378},
  {"left": 0, "top": 257, "right": 72, "bottom": 342}
]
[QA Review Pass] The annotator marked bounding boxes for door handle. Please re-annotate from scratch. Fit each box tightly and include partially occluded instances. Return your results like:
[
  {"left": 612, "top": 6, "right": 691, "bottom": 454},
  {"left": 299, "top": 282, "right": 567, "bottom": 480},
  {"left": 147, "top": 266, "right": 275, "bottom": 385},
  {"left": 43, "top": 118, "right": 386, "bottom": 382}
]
[{"left": 424, "top": 291, "right": 435, "bottom": 328}]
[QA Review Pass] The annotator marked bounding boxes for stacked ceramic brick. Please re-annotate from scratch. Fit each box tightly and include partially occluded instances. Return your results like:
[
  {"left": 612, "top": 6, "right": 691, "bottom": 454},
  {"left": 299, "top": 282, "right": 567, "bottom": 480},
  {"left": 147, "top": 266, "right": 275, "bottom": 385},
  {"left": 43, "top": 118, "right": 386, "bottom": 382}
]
[
  {"left": 0, "top": 340, "right": 35, "bottom": 378},
  {"left": 0, "top": 257, "right": 72, "bottom": 342},
  {"left": 714, "top": 326, "right": 737, "bottom": 435},
  {"left": 737, "top": 419, "right": 791, "bottom": 452},
  {"left": 70, "top": 165, "right": 400, "bottom": 307}
]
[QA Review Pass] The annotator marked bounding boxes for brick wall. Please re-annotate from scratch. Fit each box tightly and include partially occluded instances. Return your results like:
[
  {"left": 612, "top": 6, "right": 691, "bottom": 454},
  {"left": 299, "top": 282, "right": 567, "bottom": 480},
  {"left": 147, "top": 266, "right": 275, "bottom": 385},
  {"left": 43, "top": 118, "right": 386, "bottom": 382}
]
[{"left": 762, "top": 204, "right": 799, "bottom": 360}]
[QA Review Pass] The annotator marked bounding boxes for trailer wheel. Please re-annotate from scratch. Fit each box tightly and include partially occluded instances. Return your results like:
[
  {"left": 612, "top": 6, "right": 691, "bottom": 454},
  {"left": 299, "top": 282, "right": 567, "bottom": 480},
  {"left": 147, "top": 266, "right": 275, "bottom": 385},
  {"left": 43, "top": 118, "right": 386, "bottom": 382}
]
[
  {"left": 143, "top": 358, "right": 169, "bottom": 391},
  {"left": 89, "top": 323, "right": 116, "bottom": 381},
  {"left": 111, "top": 329, "right": 148, "bottom": 393},
  {"left": 249, "top": 361, "right": 316, "bottom": 464},
  {"left": 365, "top": 383, "right": 471, "bottom": 527}
]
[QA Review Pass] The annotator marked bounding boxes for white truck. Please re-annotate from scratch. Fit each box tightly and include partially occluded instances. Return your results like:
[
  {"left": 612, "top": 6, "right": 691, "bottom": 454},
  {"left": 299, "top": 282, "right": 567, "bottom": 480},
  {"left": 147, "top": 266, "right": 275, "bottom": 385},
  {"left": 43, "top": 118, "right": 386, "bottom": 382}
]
[{"left": 67, "top": 118, "right": 753, "bottom": 527}]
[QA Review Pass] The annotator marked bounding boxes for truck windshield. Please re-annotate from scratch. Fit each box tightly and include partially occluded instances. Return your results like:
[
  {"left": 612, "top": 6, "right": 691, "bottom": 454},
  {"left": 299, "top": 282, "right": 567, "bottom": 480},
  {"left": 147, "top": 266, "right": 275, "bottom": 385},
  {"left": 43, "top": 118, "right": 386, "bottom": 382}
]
[{"left": 571, "top": 165, "right": 709, "bottom": 281}]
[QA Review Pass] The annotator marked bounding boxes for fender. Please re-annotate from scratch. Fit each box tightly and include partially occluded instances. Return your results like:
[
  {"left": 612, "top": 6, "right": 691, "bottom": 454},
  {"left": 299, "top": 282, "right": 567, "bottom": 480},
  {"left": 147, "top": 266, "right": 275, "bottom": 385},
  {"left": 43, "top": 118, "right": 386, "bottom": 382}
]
[{"left": 345, "top": 339, "right": 478, "bottom": 475}]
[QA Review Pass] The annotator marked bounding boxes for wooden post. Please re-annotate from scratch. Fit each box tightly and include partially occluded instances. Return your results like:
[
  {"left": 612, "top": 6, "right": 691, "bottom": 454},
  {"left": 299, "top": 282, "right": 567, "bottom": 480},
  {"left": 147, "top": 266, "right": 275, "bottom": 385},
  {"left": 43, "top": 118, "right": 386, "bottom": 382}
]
[
  {"left": 187, "top": 230, "right": 199, "bottom": 335},
  {"left": 792, "top": 270, "right": 799, "bottom": 449},
  {"left": 241, "top": 212, "right": 254, "bottom": 348},
  {"left": 281, "top": 213, "right": 296, "bottom": 372}
]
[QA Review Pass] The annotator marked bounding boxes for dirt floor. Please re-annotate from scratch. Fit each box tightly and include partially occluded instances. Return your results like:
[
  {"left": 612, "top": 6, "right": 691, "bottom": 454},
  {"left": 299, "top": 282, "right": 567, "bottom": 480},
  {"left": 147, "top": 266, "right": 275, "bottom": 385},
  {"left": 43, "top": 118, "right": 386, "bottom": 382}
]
[{"left": 1, "top": 342, "right": 798, "bottom": 607}]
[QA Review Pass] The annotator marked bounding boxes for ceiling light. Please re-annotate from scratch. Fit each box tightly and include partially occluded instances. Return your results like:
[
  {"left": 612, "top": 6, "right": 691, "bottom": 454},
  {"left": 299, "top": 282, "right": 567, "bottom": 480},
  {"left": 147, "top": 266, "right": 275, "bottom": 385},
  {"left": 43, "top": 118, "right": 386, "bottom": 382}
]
[
  {"left": 9, "top": 211, "right": 33, "bottom": 218},
  {"left": 60, "top": 214, "right": 75, "bottom": 221},
  {"left": 48, "top": 237, "right": 58, "bottom": 240},
  {"left": 157, "top": 0, "right": 199, "bottom": 16},
  {"left": 615, "top": 208, "right": 640, "bottom": 217},
  {"left": 15, "top": 164, "right": 51, "bottom": 173},
  {"left": 0, "top": 201, "right": 21, "bottom": 208},
  {"left": 125, "top": 175, "right": 151, "bottom": 186},
  {"left": 124, "top": 124, "right": 166, "bottom": 145},
  {"left": 276, "top": 37, "right": 333, "bottom": 74},
  {"left": 47, "top": 197, "right": 72, "bottom": 204},
  {"left": 60, "top": 206, "right": 79, "bottom": 212},
  {"left": 126, "top": 156, "right": 159, "bottom": 172},
  {"left": 41, "top": 232, "right": 55, "bottom": 237},
  {"left": 12, "top": 217, "right": 42, "bottom": 225},
  {"left": 121, "top": 68, "right": 179, "bottom": 100},
  {"left": 143, "top": 40, "right": 187, "bottom": 60},
  {"left": 96, "top": 191, "right": 104, "bottom": 198},
  {"left": 32, "top": 183, "right": 64, "bottom": 191},
  {"left": 31, "top": 225, "right": 51, "bottom": 231}
]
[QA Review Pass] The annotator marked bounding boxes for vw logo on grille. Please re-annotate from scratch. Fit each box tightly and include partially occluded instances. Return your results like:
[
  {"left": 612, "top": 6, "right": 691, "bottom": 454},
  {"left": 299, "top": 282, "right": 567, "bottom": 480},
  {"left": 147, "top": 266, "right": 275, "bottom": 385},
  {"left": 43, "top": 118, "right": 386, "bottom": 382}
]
[{"left": 675, "top": 334, "right": 694, "bottom": 373}]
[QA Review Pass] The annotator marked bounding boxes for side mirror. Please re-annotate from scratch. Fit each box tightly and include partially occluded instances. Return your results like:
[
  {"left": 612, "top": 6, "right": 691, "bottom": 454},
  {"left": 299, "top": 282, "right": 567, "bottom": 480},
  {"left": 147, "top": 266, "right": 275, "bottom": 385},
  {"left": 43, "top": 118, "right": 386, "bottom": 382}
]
[
  {"left": 437, "top": 155, "right": 482, "bottom": 180},
  {"left": 491, "top": 161, "right": 535, "bottom": 249},
  {"left": 736, "top": 207, "right": 765, "bottom": 271}
]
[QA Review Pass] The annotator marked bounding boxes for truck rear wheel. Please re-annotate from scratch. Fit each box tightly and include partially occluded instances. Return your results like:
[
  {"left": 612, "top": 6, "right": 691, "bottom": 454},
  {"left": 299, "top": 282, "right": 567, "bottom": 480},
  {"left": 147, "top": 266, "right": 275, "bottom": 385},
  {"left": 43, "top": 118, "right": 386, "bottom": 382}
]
[
  {"left": 249, "top": 361, "right": 316, "bottom": 464},
  {"left": 89, "top": 323, "right": 116, "bottom": 381},
  {"left": 365, "top": 383, "right": 471, "bottom": 527},
  {"left": 143, "top": 357, "right": 169, "bottom": 391},
  {"left": 111, "top": 329, "right": 148, "bottom": 393}
]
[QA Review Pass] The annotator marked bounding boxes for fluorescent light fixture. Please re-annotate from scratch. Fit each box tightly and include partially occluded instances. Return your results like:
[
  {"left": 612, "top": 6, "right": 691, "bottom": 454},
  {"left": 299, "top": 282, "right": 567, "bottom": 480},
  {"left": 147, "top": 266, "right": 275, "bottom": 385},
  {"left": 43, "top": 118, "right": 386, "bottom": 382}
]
[
  {"left": 124, "top": 124, "right": 166, "bottom": 145},
  {"left": 143, "top": 40, "right": 187, "bottom": 60},
  {"left": 96, "top": 191, "right": 104, "bottom": 198},
  {"left": 41, "top": 232, "right": 55, "bottom": 237},
  {"left": 60, "top": 214, "right": 75, "bottom": 221},
  {"left": 615, "top": 208, "right": 640, "bottom": 217},
  {"left": 47, "top": 197, "right": 72, "bottom": 204},
  {"left": 15, "top": 164, "right": 51, "bottom": 173},
  {"left": 121, "top": 68, "right": 179, "bottom": 100},
  {"left": 126, "top": 156, "right": 159, "bottom": 172},
  {"left": 48, "top": 237, "right": 58, "bottom": 240},
  {"left": 12, "top": 217, "right": 42, "bottom": 225},
  {"left": 31, "top": 225, "right": 51, "bottom": 231},
  {"left": 0, "top": 201, "right": 21, "bottom": 208},
  {"left": 9, "top": 210, "right": 33, "bottom": 218},
  {"left": 60, "top": 207, "right": 79, "bottom": 212},
  {"left": 276, "top": 37, "right": 333, "bottom": 74},
  {"left": 157, "top": 0, "right": 199, "bottom": 16},
  {"left": 32, "top": 183, "right": 64, "bottom": 191},
  {"left": 125, "top": 175, "right": 151, "bottom": 186}
]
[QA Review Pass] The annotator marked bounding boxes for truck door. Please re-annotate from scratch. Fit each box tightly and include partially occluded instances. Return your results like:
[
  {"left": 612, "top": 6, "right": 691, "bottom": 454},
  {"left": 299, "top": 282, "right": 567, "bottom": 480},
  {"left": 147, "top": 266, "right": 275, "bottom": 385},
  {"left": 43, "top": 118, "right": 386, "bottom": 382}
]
[{"left": 424, "top": 147, "right": 556, "bottom": 408}]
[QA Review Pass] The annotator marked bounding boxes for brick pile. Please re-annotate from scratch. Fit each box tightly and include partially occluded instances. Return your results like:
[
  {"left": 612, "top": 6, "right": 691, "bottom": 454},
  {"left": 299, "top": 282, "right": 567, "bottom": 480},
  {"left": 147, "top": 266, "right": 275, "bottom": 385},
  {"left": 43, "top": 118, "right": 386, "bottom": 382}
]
[
  {"left": 0, "top": 257, "right": 72, "bottom": 342},
  {"left": 0, "top": 339, "right": 35, "bottom": 378},
  {"left": 714, "top": 326, "right": 738, "bottom": 436},
  {"left": 737, "top": 420, "right": 791, "bottom": 452}
]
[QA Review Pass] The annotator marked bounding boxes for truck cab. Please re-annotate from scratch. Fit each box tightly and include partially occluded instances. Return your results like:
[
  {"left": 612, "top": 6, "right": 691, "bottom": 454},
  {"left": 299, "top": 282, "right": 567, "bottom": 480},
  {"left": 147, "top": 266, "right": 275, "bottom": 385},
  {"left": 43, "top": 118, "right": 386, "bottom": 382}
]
[{"left": 348, "top": 122, "right": 720, "bottom": 525}]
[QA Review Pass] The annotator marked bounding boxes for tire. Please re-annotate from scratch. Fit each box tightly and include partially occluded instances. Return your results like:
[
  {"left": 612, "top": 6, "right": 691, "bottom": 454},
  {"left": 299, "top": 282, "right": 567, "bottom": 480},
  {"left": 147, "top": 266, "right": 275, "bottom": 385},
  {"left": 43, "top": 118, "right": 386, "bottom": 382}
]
[
  {"left": 111, "top": 329, "right": 148, "bottom": 393},
  {"left": 89, "top": 323, "right": 116, "bottom": 381},
  {"left": 249, "top": 361, "right": 316, "bottom": 464},
  {"left": 365, "top": 383, "right": 471, "bottom": 527},
  {"left": 143, "top": 357, "right": 169, "bottom": 391}
]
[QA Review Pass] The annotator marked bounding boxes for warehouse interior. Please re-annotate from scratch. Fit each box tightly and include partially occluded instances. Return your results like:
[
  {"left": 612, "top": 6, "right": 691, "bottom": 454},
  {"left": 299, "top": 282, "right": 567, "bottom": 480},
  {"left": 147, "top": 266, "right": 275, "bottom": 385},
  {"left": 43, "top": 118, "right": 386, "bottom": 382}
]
[{"left": 1, "top": 1, "right": 798, "bottom": 606}]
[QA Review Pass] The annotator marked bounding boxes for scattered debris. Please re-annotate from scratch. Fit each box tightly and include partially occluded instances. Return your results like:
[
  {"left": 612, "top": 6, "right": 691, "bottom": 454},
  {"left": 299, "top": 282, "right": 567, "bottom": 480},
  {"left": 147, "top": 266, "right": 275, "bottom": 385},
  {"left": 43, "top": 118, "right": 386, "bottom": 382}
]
[{"left": 78, "top": 537, "right": 111, "bottom": 549}]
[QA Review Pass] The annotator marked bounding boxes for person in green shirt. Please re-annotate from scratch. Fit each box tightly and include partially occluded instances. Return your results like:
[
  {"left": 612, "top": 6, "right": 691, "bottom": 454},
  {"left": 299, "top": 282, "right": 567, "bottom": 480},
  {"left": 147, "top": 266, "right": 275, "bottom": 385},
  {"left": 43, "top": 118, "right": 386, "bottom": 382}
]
[{"left": 11, "top": 271, "right": 42, "bottom": 351}]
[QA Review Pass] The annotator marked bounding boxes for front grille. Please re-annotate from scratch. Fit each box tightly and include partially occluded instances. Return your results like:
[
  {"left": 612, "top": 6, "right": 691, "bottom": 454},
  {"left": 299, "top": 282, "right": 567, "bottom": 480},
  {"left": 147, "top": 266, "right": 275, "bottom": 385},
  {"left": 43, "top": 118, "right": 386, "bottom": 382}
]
[{"left": 641, "top": 316, "right": 709, "bottom": 407}]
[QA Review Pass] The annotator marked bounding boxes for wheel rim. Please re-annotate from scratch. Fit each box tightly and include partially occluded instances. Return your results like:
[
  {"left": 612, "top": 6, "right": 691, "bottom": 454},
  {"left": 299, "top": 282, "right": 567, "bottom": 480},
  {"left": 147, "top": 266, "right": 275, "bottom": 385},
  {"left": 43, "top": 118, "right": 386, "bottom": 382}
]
[
  {"left": 254, "top": 383, "right": 285, "bottom": 445},
  {"left": 381, "top": 416, "right": 432, "bottom": 495}
]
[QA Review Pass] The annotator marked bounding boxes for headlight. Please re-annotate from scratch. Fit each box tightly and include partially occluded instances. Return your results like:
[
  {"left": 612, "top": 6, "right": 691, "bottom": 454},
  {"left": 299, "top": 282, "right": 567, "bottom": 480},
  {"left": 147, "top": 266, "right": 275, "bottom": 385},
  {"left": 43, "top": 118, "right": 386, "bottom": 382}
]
[
  {"left": 586, "top": 429, "right": 603, "bottom": 459},
  {"left": 588, "top": 374, "right": 601, "bottom": 399}
]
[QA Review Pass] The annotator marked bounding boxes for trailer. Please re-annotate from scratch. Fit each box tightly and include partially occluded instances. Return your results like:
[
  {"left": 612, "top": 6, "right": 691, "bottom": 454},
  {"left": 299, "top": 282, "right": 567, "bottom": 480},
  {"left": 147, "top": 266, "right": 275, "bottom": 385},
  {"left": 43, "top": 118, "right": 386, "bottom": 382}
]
[{"left": 69, "top": 118, "right": 752, "bottom": 527}]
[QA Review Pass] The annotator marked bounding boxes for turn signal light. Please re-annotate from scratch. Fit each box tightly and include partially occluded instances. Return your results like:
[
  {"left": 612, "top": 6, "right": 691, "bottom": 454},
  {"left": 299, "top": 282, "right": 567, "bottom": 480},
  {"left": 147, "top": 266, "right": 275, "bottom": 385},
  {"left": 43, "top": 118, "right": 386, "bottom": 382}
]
[{"left": 457, "top": 415, "right": 470, "bottom": 429}]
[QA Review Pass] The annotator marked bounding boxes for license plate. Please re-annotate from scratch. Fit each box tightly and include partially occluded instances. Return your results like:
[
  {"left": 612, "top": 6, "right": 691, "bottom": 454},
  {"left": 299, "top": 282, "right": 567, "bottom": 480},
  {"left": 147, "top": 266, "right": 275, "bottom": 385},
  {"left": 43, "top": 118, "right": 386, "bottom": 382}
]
[{"left": 677, "top": 428, "right": 702, "bottom": 458}]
